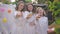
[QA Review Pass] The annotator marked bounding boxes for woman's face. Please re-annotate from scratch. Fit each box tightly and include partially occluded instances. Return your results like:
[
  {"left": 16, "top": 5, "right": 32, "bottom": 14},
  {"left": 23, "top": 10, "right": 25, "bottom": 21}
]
[
  {"left": 38, "top": 8, "right": 44, "bottom": 16},
  {"left": 18, "top": 3, "right": 24, "bottom": 11},
  {"left": 28, "top": 5, "right": 33, "bottom": 11}
]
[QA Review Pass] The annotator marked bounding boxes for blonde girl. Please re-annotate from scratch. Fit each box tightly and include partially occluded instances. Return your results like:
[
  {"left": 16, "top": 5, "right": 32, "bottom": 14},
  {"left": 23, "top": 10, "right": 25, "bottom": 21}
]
[{"left": 35, "top": 7, "right": 48, "bottom": 34}]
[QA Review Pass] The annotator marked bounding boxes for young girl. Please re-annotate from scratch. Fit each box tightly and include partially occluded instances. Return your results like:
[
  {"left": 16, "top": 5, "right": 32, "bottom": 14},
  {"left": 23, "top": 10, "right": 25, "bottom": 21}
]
[
  {"left": 23, "top": 3, "right": 36, "bottom": 34},
  {"left": 35, "top": 7, "right": 48, "bottom": 34},
  {"left": 14, "top": 1, "right": 26, "bottom": 34},
  {"left": 23, "top": 3, "right": 35, "bottom": 19},
  {"left": 15, "top": 1, "right": 25, "bottom": 18}
]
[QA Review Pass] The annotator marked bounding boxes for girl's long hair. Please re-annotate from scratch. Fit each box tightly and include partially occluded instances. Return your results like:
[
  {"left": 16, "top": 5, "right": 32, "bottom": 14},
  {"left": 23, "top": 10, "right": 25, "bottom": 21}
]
[
  {"left": 36, "top": 7, "right": 46, "bottom": 16},
  {"left": 26, "top": 3, "right": 36, "bottom": 13},
  {"left": 15, "top": 1, "right": 25, "bottom": 11}
]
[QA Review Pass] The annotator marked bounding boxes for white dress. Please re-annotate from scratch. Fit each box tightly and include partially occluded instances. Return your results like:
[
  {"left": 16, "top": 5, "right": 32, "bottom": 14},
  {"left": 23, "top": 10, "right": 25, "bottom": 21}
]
[
  {"left": 35, "top": 16, "right": 48, "bottom": 34},
  {"left": 23, "top": 11, "right": 32, "bottom": 19},
  {"left": 14, "top": 11, "right": 26, "bottom": 34},
  {"left": 23, "top": 11, "right": 36, "bottom": 34}
]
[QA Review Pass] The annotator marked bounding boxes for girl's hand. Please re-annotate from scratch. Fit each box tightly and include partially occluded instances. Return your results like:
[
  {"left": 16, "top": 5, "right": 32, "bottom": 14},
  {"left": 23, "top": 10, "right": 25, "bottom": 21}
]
[
  {"left": 36, "top": 14, "right": 40, "bottom": 20},
  {"left": 26, "top": 14, "right": 32, "bottom": 19},
  {"left": 29, "top": 21, "right": 35, "bottom": 27},
  {"left": 16, "top": 12, "right": 22, "bottom": 18}
]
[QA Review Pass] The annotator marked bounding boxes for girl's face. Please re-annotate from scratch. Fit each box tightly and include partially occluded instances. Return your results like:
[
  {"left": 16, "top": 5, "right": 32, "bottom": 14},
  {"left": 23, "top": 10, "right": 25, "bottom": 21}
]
[
  {"left": 28, "top": 5, "right": 33, "bottom": 11},
  {"left": 18, "top": 3, "right": 24, "bottom": 11},
  {"left": 37, "top": 8, "right": 44, "bottom": 16}
]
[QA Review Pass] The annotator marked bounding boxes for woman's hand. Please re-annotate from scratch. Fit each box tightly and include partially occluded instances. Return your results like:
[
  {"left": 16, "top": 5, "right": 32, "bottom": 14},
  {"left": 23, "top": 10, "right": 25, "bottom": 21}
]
[
  {"left": 29, "top": 21, "right": 35, "bottom": 27},
  {"left": 26, "top": 14, "right": 32, "bottom": 19},
  {"left": 36, "top": 14, "right": 40, "bottom": 20},
  {"left": 16, "top": 12, "right": 22, "bottom": 18}
]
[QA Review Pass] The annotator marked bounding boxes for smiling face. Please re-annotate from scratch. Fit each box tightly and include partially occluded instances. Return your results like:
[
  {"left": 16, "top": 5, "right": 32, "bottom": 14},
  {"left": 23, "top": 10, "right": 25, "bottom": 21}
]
[
  {"left": 27, "top": 4, "right": 33, "bottom": 12},
  {"left": 18, "top": 3, "right": 24, "bottom": 11},
  {"left": 37, "top": 7, "right": 44, "bottom": 16}
]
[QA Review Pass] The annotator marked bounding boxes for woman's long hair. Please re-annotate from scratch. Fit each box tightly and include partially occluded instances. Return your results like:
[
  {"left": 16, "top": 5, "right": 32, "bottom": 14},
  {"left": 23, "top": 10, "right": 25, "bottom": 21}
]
[
  {"left": 15, "top": 1, "right": 25, "bottom": 11},
  {"left": 36, "top": 7, "right": 46, "bottom": 16},
  {"left": 26, "top": 3, "right": 36, "bottom": 13}
]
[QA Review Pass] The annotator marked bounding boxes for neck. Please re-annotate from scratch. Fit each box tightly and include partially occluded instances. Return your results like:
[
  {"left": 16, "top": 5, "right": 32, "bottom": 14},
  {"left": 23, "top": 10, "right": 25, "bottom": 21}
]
[
  {"left": 17, "top": 10, "right": 22, "bottom": 12},
  {"left": 18, "top": 9, "right": 22, "bottom": 11}
]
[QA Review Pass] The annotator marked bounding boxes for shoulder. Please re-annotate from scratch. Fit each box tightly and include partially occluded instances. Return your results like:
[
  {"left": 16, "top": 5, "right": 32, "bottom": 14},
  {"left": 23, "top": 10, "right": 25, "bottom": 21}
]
[
  {"left": 24, "top": 11, "right": 29, "bottom": 13},
  {"left": 39, "top": 16, "right": 48, "bottom": 21},
  {"left": 23, "top": 11, "right": 30, "bottom": 14},
  {"left": 43, "top": 16, "right": 48, "bottom": 20}
]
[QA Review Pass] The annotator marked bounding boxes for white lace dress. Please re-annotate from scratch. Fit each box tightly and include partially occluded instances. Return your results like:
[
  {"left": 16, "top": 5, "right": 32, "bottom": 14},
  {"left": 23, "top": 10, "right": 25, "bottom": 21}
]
[
  {"left": 35, "top": 16, "right": 48, "bottom": 34},
  {"left": 23, "top": 11, "right": 36, "bottom": 34},
  {"left": 14, "top": 11, "right": 26, "bottom": 34}
]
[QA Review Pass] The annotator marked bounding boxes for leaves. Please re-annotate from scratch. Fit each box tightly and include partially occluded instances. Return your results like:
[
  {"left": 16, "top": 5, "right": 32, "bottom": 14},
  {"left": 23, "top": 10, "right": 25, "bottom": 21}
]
[
  {"left": 3, "top": 0, "right": 11, "bottom": 4},
  {"left": 55, "top": 17, "right": 60, "bottom": 24},
  {"left": 48, "top": 1, "right": 56, "bottom": 11},
  {"left": 48, "top": 0, "right": 60, "bottom": 17},
  {"left": 25, "top": 0, "right": 32, "bottom": 3}
]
